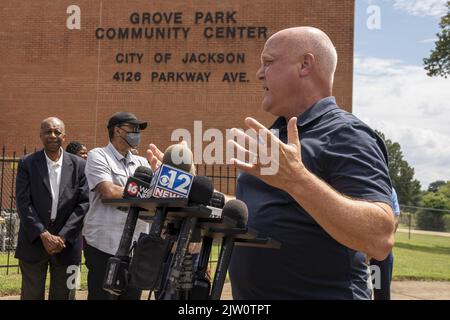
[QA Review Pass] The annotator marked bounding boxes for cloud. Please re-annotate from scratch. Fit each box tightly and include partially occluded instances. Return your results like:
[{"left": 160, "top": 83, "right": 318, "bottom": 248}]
[
  {"left": 353, "top": 54, "right": 450, "bottom": 189},
  {"left": 418, "top": 38, "right": 438, "bottom": 43},
  {"left": 390, "top": 0, "right": 448, "bottom": 18}
]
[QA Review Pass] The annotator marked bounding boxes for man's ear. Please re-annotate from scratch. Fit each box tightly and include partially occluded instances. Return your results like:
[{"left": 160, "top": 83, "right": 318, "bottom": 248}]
[
  {"left": 114, "top": 126, "right": 120, "bottom": 137},
  {"left": 298, "top": 53, "right": 315, "bottom": 77}
]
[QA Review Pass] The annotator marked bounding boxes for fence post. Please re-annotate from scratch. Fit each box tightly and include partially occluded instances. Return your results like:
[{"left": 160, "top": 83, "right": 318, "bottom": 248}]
[
  {"left": 0, "top": 146, "right": 5, "bottom": 254},
  {"left": 1, "top": 146, "right": 5, "bottom": 215},
  {"left": 408, "top": 213, "right": 412, "bottom": 240},
  {"left": 6, "top": 151, "right": 17, "bottom": 275}
]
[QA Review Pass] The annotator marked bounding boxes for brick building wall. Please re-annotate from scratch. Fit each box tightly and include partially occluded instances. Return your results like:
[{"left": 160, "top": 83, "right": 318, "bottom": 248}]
[{"left": 0, "top": 0, "right": 354, "bottom": 156}]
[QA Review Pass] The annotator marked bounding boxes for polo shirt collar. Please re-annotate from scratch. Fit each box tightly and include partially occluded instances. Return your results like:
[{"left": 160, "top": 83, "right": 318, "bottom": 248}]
[
  {"left": 107, "top": 142, "right": 134, "bottom": 164},
  {"left": 271, "top": 96, "right": 339, "bottom": 129}
]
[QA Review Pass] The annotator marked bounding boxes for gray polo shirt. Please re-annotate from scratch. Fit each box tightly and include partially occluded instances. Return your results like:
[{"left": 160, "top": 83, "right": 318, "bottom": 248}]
[{"left": 83, "top": 143, "right": 150, "bottom": 255}]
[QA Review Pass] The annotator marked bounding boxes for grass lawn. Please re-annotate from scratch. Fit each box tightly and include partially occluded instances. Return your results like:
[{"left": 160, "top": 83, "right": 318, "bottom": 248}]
[
  {"left": 393, "top": 231, "right": 450, "bottom": 281},
  {"left": 1, "top": 233, "right": 448, "bottom": 296},
  {"left": 0, "top": 252, "right": 89, "bottom": 296},
  {"left": 0, "top": 245, "right": 222, "bottom": 297}
]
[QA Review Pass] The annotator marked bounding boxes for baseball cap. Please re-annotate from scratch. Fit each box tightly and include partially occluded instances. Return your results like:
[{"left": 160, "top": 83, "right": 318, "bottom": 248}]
[{"left": 107, "top": 112, "right": 148, "bottom": 130}]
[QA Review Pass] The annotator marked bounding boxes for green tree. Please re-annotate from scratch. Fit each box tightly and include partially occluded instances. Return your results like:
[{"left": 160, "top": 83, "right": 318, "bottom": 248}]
[
  {"left": 428, "top": 180, "right": 446, "bottom": 192},
  {"left": 375, "top": 130, "right": 422, "bottom": 206},
  {"left": 438, "top": 181, "right": 450, "bottom": 197},
  {"left": 417, "top": 191, "right": 450, "bottom": 231},
  {"left": 424, "top": 1, "right": 450, "bottom": 78}
]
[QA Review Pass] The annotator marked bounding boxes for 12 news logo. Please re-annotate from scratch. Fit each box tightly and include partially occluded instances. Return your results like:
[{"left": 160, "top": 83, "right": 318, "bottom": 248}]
[{"left": 152, "top": 164, "right": 194, "bottom": 198}]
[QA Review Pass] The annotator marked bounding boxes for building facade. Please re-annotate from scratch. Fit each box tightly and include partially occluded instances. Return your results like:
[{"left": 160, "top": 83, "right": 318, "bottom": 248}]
[{"left": 0, "top": 0, "right": 354, "bottom": 155}]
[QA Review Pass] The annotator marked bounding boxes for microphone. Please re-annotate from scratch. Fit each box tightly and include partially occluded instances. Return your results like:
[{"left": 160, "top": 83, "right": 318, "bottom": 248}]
[
  {"left": 162, "top": 172, "right": 214, "bottom": 299},
  {"left": 123, "top": 166, "right": 153, "bottom": 199},
  {"left": 117, "top": 166, "right": 153, "bottom": 259},
  {"left": 189, "top": 191, "right": 225, "bottom": 299},
  {"left": 103, "top": 166, "right": 153, "bottom": 296},
  {"left": 162, "top": 144, "right": 194, "bottom": 174},
  {"left": 220, "top": 199, "right": 248, "bottom": 228},
  {"left": 188, "top": 175, "right": 214, "bottom": 206},
  {"left": 204, "top": 191, "right": 226, "bottom": 219},
  {"left": 147, "top": 143, "right": 196, "bottom": 200},
  {"left": 130, "top": 144, "right": 200, "bottom": 295},
  {"left": 210, "top": 192, "right": 225, "bottom": 209},
  {"left": 210, "top": 200, "right": 248, "bottom": 300},
  {"left": 149, "top": 144, "right": 196, "bottom": 235}
]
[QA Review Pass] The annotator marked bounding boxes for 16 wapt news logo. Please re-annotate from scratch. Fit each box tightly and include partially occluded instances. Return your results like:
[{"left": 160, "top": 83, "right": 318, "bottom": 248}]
[{"left": 126, "top": 180, "right": 152, "bottom": 198}]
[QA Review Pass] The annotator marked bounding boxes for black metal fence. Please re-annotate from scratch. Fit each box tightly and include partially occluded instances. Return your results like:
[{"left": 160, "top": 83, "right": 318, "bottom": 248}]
[
  {"left": 0, "top": 145, "right": 238, "bottom": 275},
  {"left": 4, "top": 145, "right": 449, "bottom": 275},
  {"left": 398, "top": 205, "right": 450, "bottom": 239},
  {"left": 0, "top": 146, "right": 26, "bottom": 274}
]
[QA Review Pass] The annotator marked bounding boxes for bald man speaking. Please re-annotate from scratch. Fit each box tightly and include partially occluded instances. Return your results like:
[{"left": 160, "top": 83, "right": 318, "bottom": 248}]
[{"left": 227, "top": 27, "right": 395, "bottom": 299}]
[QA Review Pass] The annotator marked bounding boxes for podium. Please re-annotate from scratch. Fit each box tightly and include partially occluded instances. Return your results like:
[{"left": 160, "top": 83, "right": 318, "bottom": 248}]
[{"left": 102, "top": 198, "right": 280, "bottom": 300}]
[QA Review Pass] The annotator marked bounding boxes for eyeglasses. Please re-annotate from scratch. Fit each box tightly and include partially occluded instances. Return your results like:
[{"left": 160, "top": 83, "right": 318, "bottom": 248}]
[{"left": 118, "top": 124, "right": 140, "bottom": 133}]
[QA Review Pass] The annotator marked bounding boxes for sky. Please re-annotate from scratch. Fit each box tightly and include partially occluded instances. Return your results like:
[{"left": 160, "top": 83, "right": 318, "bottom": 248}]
[{"left": 353, "top": 0, "right": 450, "bottom": 190}]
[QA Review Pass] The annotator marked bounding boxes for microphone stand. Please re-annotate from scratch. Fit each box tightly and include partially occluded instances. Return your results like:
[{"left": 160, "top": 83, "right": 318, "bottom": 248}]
[
  {"left": 116, "top": 206, "right": 140, "bottom": 259},
  {"left": 149, "top": 206, "right": 168, "bottom": 236},
  {"left": 197, "top": 236, "right": 213, "bottom": 280},
  {"left": 162, "top": 216, "right": 198, "bottom": 300},
  {"left": 210, "top": 235, "right": 235, "bottom": 300},
  {"left": 146, "top": 206, "right": 169, "bottom": 300},
  {"left": 188, "top": 236, "right": 213, "bottom": 300},
  {"left": 103, "top": 205, "right": 140, "bottom": 299}
]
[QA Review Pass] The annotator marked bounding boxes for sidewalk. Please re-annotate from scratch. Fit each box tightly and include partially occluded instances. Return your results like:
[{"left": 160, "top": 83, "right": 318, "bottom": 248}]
[
  {"left": 391, "top": 281, "right": 450, "bottom": 300},
  {"left": 1, "top": 281, "right": 450, "bottom": 300},
  {"left": 397, "top": 228, "right": 450, "bottom": 237}
]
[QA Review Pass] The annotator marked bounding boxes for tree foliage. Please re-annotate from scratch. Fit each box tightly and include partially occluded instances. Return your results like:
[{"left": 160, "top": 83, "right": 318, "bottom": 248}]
[
  {"left": 417, "top": 182, "right": 450, "bottom": 231},
  {"left": 428, "top": 180, "right": 446, "bottom": 192},
  {"left": 375, "top": 130, "right": 422, "bottom": 206},
  {"left": 424, "top": 1, "right": 450, "bottom": 78}
]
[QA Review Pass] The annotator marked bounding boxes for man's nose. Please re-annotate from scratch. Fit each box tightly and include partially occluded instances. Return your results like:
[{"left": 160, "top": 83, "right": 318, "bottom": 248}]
[
  {"left": 256, "top": 66, "right": 264, "bottom": 80},
  {"left": 48, "top": 131, "right": 58, "bottom": 138}
]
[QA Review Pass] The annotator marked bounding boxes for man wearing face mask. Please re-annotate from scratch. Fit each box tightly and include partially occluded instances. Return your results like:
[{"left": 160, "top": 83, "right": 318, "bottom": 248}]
[{"left": 83, "top": 112, "right": 150, "bottom": 300}]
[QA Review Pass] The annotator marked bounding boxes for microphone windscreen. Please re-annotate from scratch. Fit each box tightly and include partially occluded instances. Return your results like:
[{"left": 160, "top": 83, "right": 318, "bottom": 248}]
[
  {"left": 188, "top": 176, "right": 214, "bottom": 206},
  {"left": 222, "top": 200, "right": 248, "bottom": 228},
  {"left": 162, "top": 144, "right": 194, "bottom": 173},
  {"left": 210, "top": 192, "right": 225, "bottom": 209},
  {"left": 133, "top": 166, "right": 153, "bottom": 183}
]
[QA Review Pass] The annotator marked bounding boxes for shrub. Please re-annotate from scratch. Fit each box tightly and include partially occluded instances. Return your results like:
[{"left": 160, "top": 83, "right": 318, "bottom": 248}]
[
  {"left": 443, "top": 214, "right": 450, "bottom": 232},
  {"left": 417, "top": 210, "right": 446, "bottom": 231}
]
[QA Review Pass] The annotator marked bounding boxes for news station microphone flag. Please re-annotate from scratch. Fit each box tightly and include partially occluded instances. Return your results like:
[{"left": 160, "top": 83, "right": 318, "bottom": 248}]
[{"left": 148, "top": 144, "right": 196, "bottom": 236}]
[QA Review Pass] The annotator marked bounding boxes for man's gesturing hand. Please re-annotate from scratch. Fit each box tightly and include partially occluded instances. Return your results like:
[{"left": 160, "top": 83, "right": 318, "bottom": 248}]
[
  {"left": 146, "top": 144, "right": 163, "bottom": 171},
  {"left": 228, "top": 117, "right": 306, "bottom": 190},
  {"left": 146, "top": 140, "right": 191, "bottom": 172}
]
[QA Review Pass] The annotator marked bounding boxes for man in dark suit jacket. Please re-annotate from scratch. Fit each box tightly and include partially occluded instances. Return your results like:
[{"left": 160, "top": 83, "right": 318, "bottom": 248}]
[{"left": 15, "top": 117, "right": 89, "bottom": 300}]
